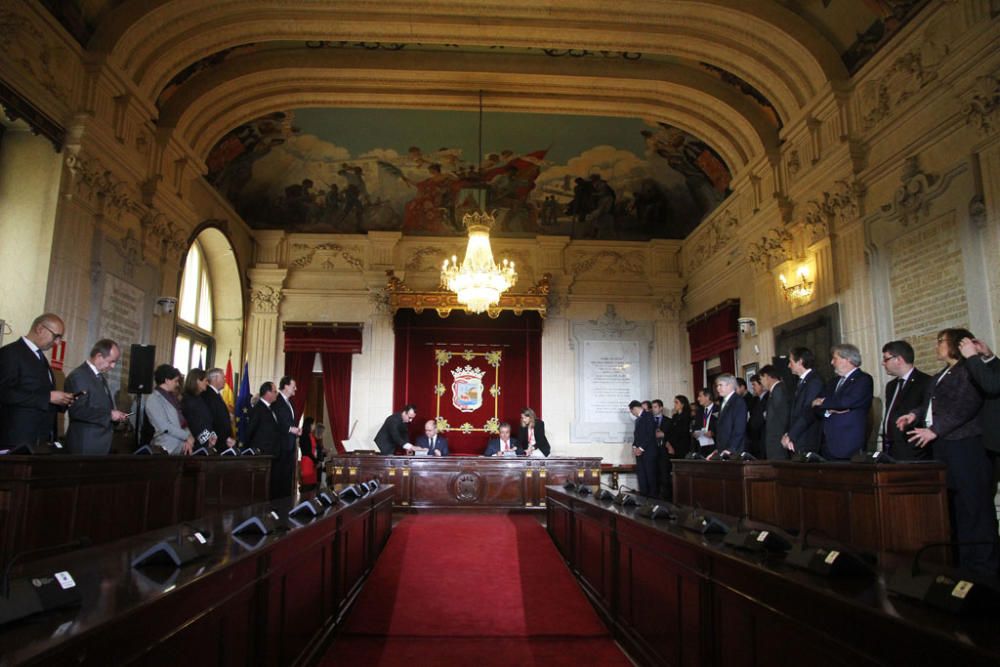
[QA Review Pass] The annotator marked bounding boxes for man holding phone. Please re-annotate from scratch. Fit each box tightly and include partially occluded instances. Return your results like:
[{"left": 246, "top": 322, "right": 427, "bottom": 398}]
[{"left": 65, "top": 339, "right": 129, "bottom": 455}]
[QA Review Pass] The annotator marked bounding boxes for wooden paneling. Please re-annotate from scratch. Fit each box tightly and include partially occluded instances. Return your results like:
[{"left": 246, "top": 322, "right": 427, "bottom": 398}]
[
  {"left": 327, "top": 455, "right": 601, "bottom": 510},
  {"left": 0, "top": 455, "right": 272, "bottom": 564},
  {"left": 0, "top": 488, "right": 394, "bottom": 666},
  {"left": 673, "top": 460, "right": 949, "bottom": 556},
  {"left": 547, "top": 486, "right": 1000, "bottom": 667}
]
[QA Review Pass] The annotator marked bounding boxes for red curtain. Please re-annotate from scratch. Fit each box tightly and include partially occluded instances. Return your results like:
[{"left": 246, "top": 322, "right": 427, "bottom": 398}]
[
  {"left": 284, "top": 326, "right": 363, "bottom": 441},
  {"left": 320, "top": 352, "right": 353, "bottom": 454},
  {"left": 687, "top": 301, "right": 739, "bottom": 396},
  {"left": 392, "top": 310, "right": 542, "bottom": 455}
]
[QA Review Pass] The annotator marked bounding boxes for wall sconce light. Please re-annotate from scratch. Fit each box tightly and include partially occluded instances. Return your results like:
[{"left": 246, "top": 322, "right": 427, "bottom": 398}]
[{"left": 779, "top": 267, "right": 814, "bottom": 303}]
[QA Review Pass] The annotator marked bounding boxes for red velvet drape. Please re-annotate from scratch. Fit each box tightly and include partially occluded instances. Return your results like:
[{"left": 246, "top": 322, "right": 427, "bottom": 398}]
[
  {"left": 687, "top": 301, "right": 739, "bottom": 396},
  {"left": 320, "top": 352, "right": 352, "bottom": 454},
  {"left": 284, "top": 327, "right": 363, "bottom": 443},
  {"left": 282, "top": 351, "right": 315, "bottom": 422},
  {"left": 392, "top": 310, "right": 542, "bottom": 455}
]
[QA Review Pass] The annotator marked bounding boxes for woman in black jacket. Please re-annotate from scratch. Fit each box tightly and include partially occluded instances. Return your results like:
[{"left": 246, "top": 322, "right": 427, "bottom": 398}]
[
  {"left": 666, "top": 395, "right": 692, "bottom": 459},
  {"left": 897, "top": 328, "right": 999, "bottom": 575},
  {"left": 180, "top": 368, "right": 217, "bottom": 450}
]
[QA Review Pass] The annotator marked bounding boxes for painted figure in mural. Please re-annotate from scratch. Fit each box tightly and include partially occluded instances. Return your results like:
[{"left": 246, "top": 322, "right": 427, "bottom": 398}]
[
  {"left": 586, "top": 175, "right": 617, "bottom": 240},
  {"left": 402, "top": 164, "right": 456, "bottom": 233}
]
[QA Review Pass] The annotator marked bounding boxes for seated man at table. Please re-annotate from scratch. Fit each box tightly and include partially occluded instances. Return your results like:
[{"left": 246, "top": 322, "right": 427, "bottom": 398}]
[
  {"left": 406, "top": 419, "right": 449, "bottom": 456},
  {"left": 484, "top": 422, "right": 521, "bottom": 456}
]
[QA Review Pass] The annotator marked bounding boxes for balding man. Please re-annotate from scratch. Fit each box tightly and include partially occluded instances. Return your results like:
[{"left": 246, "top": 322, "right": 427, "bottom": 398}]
[
  {"left": 0, "top": 313, "right": 75, "bottom": 448},
  {"left": 811, "top": 343, "right": 874, "bottom": 460},
  {"left": 408, "top": 420, "right": 449, "bottom": 456},
  {"left": 65, "top": 339, "right": 129, "bottom": 455}
]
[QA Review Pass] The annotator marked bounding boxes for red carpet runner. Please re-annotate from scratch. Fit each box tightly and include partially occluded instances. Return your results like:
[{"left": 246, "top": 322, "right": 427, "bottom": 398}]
[{"left": 322, "top": 514, "right": 632, "bottom": 666}]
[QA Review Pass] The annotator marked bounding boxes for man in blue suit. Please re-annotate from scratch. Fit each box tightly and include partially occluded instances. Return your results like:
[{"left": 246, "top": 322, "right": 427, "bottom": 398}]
[
  {"left": 812, "top": 343, "right": 874, "bottom": 460},
  {"left": 408, "top": 419, "right": 449, "bottom": 456},
  {"left": 712, "top": 374, "right": 747, "bottom": 456},
  {"left": 484, "top": 422, "right": 520, "bottom": 456},
  {"left": 783, "top": 346, "right": 824, "bottom": 456}
]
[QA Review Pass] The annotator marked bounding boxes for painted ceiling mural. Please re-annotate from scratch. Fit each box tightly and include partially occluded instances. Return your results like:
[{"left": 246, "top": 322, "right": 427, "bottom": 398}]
[{"left": 205, "top": 108, "right": 733, "bottom": 240}]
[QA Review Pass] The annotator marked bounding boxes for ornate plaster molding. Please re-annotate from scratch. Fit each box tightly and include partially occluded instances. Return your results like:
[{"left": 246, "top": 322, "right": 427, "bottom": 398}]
[
  {"left": 590, "top": 304, "right": 636, "bottom": 337},
  {"left": 746, "top": 227, "right": 793, "bottom": 272},
  {"left": 962, "top": 73, "right": 999, "bottom": 136},
  {"left": 289, "top": 242, "right": 364, "bottom": 272},
  {"left": 0, "top": 4, "right": 73, "bottom": 104},
  {"left": 249, "top": 284, "right": 283, "bottom": 314},
  {"left": 684, "top": 208, "right": 740, "bottom": 275}
]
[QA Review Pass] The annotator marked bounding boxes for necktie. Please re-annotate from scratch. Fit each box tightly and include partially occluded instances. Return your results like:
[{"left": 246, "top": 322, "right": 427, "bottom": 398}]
[
  {"left": 835, "top": 376, "right": 846, "bottom": 393},
  {"left": 100, "top": 373, "right": 115, "bottom": 409},
  {"left": 37, "top": 349, "right": 53, "bottom": 385},
  {"left": 430, "top": 436, "right": 435, "bottom": 450}
]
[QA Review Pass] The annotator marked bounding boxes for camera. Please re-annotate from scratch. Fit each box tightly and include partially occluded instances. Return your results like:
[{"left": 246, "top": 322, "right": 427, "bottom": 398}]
[{"left": 737, "top": 317, "right": 757, "bottom": 335}]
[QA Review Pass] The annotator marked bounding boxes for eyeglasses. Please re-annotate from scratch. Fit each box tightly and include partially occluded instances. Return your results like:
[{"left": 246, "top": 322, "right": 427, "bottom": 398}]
[
  {"left": 40, "top": 323, "right": 64, "bottom": 342},
  {"left": 881, "top": 354, "right": 897, "bottom": 363}
]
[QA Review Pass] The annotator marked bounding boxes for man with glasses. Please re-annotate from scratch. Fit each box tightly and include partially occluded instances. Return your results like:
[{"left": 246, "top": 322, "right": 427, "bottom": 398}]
[
  {"left": 879, "top": 340, "right": 932, "bottom": 461},
  {"left": 0, "top": 313, "right": 76, "bottom": 448}
]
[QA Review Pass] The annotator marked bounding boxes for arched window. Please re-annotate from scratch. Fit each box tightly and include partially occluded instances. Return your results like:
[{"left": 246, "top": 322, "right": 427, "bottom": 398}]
[{"left": 173, "top": 240, "right": 214, "bottom": 374}]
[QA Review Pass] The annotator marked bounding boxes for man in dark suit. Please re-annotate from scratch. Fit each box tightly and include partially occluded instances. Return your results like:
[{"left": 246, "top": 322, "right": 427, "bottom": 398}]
[
  {"left": 783, "top": 346, "right": 823, "bottom": 456},
  {"left": 959, "top": 336, "right": 1000, "bottom": 499},
  {"left": 746, "top": 374, "right": 767, "bottom": 458},
  {"left": 713, "top": 374, "right": 748, "bottom": 456},
  {"left": 246, "top": 382, "right": 282, "bottom": 497},
  {"left": 880, "top": 340, "right": 933, "bottom": 461},
  {"left": 518, "top": 408, "right": 550, "bottom": 457},
  {"left": 271, "top": 376, "right": 302, "bottom": 499},
  {"left": 484, "top": 422, "right": 520, "bottom": 456},
  {"left": 0, "top": 313, "right": 75, "bottom": 448},
  {"left": 203, "top": 367, "right": 236, "bottom": 449},
  {"left": 812, "top": 344, "right": 874, "bottom": 460},
  {"left": 651, "top": 399, "right": 672, "bottom": 498},
  {"left": 65, "top": 339, "right": 129, "bottom": 455},
  {"left": 410, "top": 419, "right": 449, "bottom": 456},
  {"left": 629, "top": 399, "right": 659, "bottom": 497},
  {"left": 692, "top": 388, "right": 717, "bottom": 453},
  {"left": 374, "top": 404, "right": 416, "bottom": 454},
  {"left": 759, "top": 365, "right": 790, "bottom": 460}
]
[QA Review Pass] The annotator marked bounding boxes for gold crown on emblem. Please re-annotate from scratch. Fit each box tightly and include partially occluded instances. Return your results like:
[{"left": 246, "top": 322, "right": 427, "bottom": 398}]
[{"left": 451, "top": 365, "right": 486, "bottom": 380}]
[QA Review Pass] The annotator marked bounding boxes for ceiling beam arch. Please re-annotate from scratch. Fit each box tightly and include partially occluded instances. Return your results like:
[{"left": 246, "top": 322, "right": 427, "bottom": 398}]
[{"left": 157, "top": 48, "right": 778, "bottom": 177}]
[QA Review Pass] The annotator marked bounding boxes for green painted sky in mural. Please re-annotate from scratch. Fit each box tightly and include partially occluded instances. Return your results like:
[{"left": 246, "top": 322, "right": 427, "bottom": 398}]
[{"left": 290, "top": 107, "right": 649, "bottom": 163}]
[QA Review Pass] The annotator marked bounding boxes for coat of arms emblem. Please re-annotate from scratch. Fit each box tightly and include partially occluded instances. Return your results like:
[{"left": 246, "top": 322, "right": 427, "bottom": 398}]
[{"left": 451, "top": 365, "right": 486, "bottom": 412}]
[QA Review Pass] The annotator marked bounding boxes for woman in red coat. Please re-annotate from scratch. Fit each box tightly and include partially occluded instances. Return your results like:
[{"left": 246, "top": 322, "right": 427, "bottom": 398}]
[{"left": 299, "top": 417, "right": 319, "bottom": 491}]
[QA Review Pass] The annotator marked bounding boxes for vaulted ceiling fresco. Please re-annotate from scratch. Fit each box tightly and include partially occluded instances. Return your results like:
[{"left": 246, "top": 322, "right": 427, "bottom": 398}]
[{"left": 206, "top": 108, "right": 732, "bottom": 240}]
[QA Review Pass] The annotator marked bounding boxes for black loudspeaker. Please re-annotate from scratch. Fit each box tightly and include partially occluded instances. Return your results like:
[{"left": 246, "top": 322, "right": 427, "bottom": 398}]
[
  {"left": 127, "top": 344, "right": 156, "bottom": 394},
  {"left": 678, "top": 510, "right": 730, "bottom": 535}
]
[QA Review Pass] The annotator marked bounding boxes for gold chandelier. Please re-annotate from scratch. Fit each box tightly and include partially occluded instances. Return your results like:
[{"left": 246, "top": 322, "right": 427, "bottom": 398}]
[
  {"left": 441, "top": 211, "right": 517, "bottom": 314},
  {"left": 439, "top": 91, "right": 518, "bottom": 314}
]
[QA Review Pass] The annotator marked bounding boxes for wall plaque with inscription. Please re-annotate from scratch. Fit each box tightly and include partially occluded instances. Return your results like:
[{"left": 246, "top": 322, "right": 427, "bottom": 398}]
[{"left": 570, "top": 305, "right": 652, "bottom": 442}]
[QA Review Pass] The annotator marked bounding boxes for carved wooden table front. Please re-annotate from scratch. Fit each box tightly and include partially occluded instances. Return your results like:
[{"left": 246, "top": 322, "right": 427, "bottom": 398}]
[{"left": 327, "top": 455, "right": 602, "bottom": 510}]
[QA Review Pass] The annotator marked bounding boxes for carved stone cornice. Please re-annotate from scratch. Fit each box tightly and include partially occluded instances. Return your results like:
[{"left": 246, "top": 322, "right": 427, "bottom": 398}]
[
  {"left": 249, "top": 284, "right": 283, "bottom": 314},
  {"left": 962, "top": 73, "right": 999, "bottom": 136},
  {"left": 746, "top": 227, "right": 793, "bottom": 272},
  {"left": 384, "top": 270, "right": 549, "bottom": 318},
  {"left": 0, "top": 3, "right": 73, "bottom": 106},
  {"left": 880, "top": 156, "right": 943, "bottom": 227},
  {"left": 800, "top": 179, "right": 864, "bottom": 241},
  {"left": 140, "top": 208, "right": 186, "bottom": 259},
  {"left": 589, "top": 304, "right": 636, "bottom": 337}
]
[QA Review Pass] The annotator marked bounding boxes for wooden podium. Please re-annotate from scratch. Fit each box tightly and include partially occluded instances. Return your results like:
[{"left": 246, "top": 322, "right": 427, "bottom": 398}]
[
  {"left": 672, "top": 459, "right": 949, "bottom": 556},
  {"left": 327, "top": 455, "right": 602, "bottom": 510}
]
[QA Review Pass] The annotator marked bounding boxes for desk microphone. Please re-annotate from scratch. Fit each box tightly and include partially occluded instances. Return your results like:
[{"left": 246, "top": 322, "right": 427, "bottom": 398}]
[{"left": 2, "top": 537, "right": 92, "bottom": 597}]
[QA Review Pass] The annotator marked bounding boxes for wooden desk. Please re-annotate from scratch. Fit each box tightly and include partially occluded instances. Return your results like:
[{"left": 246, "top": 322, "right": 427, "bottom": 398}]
[
  {"left": 546, "top": 486, "right": 1000, "bottom": 667},
  {"left": 0, "top": 455, "right": 272, "bottom": 565},
  {"left": 672, "top": 459, "right": 949, "bottom": 556},
  {"left": 327, "top": 455, "right": 602, "bottom": 510},
  {"left": 0, "top": 486, "right": 394, "bottom": 666}
]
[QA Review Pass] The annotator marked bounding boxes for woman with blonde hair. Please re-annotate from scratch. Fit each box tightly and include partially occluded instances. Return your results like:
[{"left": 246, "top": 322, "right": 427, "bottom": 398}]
[{"left": 518, "top": 408, "right": 550, "bottom": 458}]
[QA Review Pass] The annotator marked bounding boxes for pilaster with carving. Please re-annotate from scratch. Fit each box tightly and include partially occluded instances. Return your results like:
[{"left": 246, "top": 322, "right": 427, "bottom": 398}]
[{"left": 245, "top": 268, "right": 288, "bottom": 390}]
